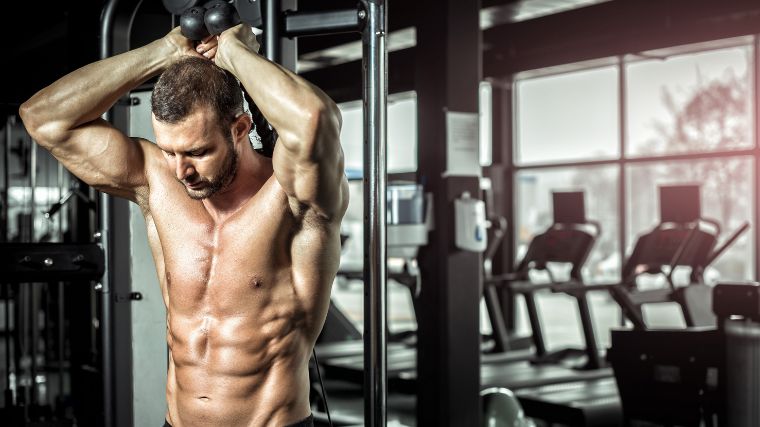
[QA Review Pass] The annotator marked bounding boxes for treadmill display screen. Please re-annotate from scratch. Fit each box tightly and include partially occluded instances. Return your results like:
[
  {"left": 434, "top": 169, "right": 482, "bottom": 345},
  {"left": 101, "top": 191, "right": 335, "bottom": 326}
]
[
  {"left": 553, "top": 191, "right": 586, "bottom": 224},
  {"left": 660, "top": 184, "right": 701, "bottom": 224}
]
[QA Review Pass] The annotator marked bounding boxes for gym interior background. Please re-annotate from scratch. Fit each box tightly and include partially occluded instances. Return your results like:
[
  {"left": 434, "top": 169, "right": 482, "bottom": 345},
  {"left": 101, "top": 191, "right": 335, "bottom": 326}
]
[{"left": 3, "top": 0, "right": 760, "bottom": 426}]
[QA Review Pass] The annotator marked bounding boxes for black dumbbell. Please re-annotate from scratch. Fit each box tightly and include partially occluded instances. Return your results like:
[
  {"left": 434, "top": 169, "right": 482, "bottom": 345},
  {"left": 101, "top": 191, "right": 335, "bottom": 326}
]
[
  {"left": 205, "top": 1, "right": 240, "bottom": 35},
  {"left": 180, "top": 6, "right": 210, "bottom": 40},
  {"left": 179, "top": 1, "right": 240, "bottom": 41}
]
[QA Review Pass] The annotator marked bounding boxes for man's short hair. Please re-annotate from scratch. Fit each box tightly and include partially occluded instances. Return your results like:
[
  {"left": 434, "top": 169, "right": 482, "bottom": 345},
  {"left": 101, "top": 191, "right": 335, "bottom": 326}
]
[{"left": 152, "top": 57, "right": 243, "bottom": 128}]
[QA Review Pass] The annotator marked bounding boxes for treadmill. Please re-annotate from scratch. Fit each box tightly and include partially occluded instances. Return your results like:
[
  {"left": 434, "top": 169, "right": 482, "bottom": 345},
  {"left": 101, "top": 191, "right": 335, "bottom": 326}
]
[
  {"left": 514, "top": 184, "right": 748, "bottom": 426},
  {"left": 320, "top": 191, "right": 615, "bottom": 394}
]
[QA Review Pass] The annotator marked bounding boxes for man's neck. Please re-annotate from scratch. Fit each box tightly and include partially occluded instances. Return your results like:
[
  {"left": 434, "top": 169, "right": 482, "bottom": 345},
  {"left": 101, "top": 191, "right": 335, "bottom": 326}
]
[{"left": 202, "top": 149, "right": 273, "bottom": 223}]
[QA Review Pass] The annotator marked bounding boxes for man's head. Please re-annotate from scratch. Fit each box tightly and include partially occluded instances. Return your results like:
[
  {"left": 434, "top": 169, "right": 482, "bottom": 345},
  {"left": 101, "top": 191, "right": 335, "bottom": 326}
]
[{"left": 151, "top": 57, "right": 251, "bottom": 199}]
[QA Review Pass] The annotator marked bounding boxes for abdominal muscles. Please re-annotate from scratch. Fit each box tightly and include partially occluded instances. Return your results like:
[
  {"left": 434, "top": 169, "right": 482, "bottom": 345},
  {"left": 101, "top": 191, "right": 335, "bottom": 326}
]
[{"left": 165, "top": 285, "right": 311, "bottom": 426}]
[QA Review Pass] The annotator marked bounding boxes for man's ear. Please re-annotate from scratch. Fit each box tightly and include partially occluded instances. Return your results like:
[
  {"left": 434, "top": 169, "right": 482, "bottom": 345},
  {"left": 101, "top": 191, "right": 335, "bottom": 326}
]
[{"left": 232, "top": 113, "right": 252, "bottom": 142}]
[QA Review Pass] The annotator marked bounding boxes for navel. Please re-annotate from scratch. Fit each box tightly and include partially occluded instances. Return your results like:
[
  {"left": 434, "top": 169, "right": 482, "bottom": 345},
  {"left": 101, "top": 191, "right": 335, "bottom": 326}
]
[{"left": 249, "top": 276, "right": 264, "bottom": 289}]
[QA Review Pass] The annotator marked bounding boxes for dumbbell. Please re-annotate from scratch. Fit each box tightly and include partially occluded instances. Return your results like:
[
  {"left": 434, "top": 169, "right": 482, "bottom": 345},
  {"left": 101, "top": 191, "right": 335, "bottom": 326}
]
[{"left": 180, "top": 1, "right": 241, "bottom": 41}]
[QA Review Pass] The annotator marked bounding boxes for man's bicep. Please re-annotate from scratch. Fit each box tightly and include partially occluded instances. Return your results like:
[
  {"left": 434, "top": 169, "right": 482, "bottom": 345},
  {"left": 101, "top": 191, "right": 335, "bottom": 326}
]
[
  {"left": 47, "top": 119, "right": 151, "bottom": 202},
  {"left": 272, "top": 139, "right": 348, "bottom": 221}
]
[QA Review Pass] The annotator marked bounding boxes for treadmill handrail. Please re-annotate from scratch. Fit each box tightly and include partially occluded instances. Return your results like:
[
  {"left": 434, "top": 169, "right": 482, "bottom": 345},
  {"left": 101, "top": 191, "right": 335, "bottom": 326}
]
[{"left": 704, "top": 221, "right": 750, "bottom": 268}]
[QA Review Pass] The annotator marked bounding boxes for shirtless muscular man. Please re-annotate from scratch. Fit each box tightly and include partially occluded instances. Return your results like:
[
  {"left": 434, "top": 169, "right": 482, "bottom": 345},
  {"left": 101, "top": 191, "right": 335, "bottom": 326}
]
[{"left": 19, "top": 23, "right": 348, "bottom": 427}]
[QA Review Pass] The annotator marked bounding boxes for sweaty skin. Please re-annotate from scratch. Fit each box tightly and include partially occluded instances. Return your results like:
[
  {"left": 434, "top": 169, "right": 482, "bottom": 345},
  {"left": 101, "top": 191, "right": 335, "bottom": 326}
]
[{"left": 20, "top": 26, "right": 347, "bottom": 427}]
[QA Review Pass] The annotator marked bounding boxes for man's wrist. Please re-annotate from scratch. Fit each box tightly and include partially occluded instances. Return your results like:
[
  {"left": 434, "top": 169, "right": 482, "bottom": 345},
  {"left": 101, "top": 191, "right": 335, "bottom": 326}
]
[
  {"left": 147, "top": 38, "right": 183, "bottom": 73},
  {"left": 219, "top": 39, "right": 257, "bottom": 72}
]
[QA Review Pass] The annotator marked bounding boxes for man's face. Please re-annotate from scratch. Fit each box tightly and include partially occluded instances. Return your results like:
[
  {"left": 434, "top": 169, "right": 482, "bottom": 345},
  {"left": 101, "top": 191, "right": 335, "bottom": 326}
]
[{"left": 152, "top": 108, "right": 239, "bottom": 200}]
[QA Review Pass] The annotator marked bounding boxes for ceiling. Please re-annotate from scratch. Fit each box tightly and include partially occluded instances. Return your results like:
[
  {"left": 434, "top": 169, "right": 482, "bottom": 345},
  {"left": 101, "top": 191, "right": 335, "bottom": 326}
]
[
  {"left": 1, "top": 0, "right": 612, "bottom": 115},
  {"left": 6, "top": 0, "right": 760, "bottom": 114},
  {"left": 298, "top": 0, "right": 613, "bottom": 71}
]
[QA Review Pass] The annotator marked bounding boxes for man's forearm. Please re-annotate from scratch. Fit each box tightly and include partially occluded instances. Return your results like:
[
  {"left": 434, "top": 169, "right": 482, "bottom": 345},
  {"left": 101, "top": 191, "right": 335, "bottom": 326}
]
[
  {"left": 223, "top": 42, "right": 339, "bottom": 152},
  {"left": 20, "top": 39, "right": 174, "bottom": 144}
]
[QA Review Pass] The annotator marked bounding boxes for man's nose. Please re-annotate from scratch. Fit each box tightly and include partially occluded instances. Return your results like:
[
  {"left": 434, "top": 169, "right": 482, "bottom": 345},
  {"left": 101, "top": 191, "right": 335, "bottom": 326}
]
[{"left": 175, "top": 157, "right": 195, "bottom": 181}]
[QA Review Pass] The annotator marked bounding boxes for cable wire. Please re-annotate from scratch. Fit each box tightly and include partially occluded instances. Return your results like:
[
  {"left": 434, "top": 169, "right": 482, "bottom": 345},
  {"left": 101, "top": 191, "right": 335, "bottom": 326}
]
[{"left": 312, "top": 348, "right": 333, "bottom": 427}]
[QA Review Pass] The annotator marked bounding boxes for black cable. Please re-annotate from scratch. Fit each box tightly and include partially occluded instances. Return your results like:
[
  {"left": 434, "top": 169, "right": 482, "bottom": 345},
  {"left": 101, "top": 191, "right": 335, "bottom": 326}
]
[
  {"left": 311, "top": 348, "right": 333, "bottom": 427},
  {"left": 240, "top": 88, "right": 277, "bottom": 158}
]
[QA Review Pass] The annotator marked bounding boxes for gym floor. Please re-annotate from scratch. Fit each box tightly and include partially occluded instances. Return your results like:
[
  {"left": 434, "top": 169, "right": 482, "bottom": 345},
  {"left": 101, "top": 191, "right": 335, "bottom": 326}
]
[{"left": 327, "top": 279, "right": 688, "bottom": 426}]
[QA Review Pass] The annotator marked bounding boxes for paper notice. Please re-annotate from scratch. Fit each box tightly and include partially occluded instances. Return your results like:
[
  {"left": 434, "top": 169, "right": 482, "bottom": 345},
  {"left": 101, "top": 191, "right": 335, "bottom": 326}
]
[{"left": 445, "top": 111, "right": 480, "bottom": 176}]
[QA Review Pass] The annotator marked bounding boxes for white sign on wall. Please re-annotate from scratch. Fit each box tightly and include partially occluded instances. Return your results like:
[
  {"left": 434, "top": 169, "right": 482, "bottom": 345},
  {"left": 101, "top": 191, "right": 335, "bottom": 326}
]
[{"left": 445, "top": 111, "right": 480, "bottom": 176}]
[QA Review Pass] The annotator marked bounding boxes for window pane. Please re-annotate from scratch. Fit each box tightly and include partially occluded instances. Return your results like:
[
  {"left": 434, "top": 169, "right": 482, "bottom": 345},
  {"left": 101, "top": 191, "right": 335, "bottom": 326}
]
[
  {"left": 515, "top": 165, "right": 621, "bottom": 283},
  {"left": 335, "top": 180, "right": 419, "bottom": 334},
  {"left": 626, "top": 156, "right": 754, "bottom": 282},
  {"left": 626, "top": 45, "right": 753, "bottom": 156},
  {"left": 339, "top": 92, "right": 417, "bottom": 176},
  {"left": 515, "top": 66, "right": 619, "bottom": 165}
]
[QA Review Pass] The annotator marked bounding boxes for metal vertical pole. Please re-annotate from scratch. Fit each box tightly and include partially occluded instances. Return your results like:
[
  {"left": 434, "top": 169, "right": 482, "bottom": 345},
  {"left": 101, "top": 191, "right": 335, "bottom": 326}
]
[
  {"left": 100, "top": 2, "right": 118, "bottom": 427},
  {"left": 264, "top": 0, "right": 281, "bottom": 63},
  {"left": 2, "top": 117, "right": 9, "bottom": 242},
  {"left": 4, "top": 283, "right": 11, "bottom": 407},
  {"left": 753, "top": 35, "right": 760, "bottom": 282},
  {"left": 29, "top": 137, "right": 36, "bottom": 242},
  {"left": 362, "top": 1, "right": 387, "bottom": 426},
  {"left": 617, "top": 56, "right": 627, "bottom": 288},
  {"left": 29, "top": 136, "right": 38, "bottom": 409},
  {"left": 56, "top": 163, "right": 65, "bottom": 404},
  {"left": 3, "top": 118, "right": 12, "bottom": 406}
]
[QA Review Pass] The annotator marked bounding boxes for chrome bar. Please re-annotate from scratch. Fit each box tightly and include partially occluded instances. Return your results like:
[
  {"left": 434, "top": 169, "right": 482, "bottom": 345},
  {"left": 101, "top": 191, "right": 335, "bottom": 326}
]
[{"left": 362, "top": 0, "right": 387, "bottom": 426}]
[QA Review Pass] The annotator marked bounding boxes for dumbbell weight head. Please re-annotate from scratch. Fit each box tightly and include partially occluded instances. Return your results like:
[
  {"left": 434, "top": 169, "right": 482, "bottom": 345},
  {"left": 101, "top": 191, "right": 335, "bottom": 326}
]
[
  {"left": 204, "top": 1, "right": 241, "bottom": 35},
  {"left": 180, "top": 6, "right": 210, "bottom": 41}
]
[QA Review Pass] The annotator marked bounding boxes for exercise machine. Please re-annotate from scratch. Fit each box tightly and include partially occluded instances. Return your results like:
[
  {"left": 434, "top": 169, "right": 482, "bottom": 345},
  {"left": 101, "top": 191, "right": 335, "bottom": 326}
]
[
  {"left": 488, "top": 191, "right": 605, "bottom": 370},
  {"left": 319, "top": 191, "right": 614, "bottom": 393},
  {"left": 608, "top": 281, "right": 760, "bottom": 426},
  {"left": 609, "top": 184, "right": 748, "bottom": 330},
  {"left": 514, "top": 184, "right": 749, "bottom": 427}
]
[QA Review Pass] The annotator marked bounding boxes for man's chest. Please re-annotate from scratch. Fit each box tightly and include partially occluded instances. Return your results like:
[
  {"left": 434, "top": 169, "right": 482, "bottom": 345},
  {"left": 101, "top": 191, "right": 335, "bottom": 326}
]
[{"left": 144, "top": 188, "right": 296, "bottom": 313}]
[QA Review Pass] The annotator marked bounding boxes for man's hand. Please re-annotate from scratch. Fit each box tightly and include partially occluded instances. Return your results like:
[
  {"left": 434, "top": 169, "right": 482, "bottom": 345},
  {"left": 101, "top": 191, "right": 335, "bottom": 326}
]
[
  {"left": 162, "top": 26, "right": 201, "bottom": 59},
  {"left": 162, "top": 26, "right": 218, "bottom": 62},
  {"left": 195, "top": 36, "right": 219, "bottom": 60},
  {"left": 213, "top": 24, "right": 261, "bottom": 71}
]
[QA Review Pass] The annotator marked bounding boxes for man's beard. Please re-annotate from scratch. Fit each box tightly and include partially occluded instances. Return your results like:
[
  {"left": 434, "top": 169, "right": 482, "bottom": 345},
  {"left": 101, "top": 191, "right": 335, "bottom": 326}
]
[{"left": 182, "top": 143, "right": 238, "bottom": 200}]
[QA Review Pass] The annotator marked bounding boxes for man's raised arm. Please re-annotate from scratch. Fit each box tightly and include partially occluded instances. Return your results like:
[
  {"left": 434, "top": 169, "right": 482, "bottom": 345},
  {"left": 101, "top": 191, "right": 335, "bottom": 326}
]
[
  {"left": 18, "top": 27, "right": 202, "bottom": 203},
  {"left": 213, "top": 25, "right": 348, "bottom": 222}
]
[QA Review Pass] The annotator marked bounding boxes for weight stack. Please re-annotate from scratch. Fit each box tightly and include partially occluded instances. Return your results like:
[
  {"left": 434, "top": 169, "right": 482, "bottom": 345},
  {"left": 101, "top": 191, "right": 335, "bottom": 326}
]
[{"left": 726, "top": 319, "right": 760, "bottom": 427}]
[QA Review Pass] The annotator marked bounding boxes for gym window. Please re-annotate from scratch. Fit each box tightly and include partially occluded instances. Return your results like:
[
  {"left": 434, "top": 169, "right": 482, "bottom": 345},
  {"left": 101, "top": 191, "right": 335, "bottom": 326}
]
[
  {"left": 513, "top": 35, "right": 756, "bottom": 285},
  {"left": 510, "top": 35, "right": 758, "bottom": 342}
]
